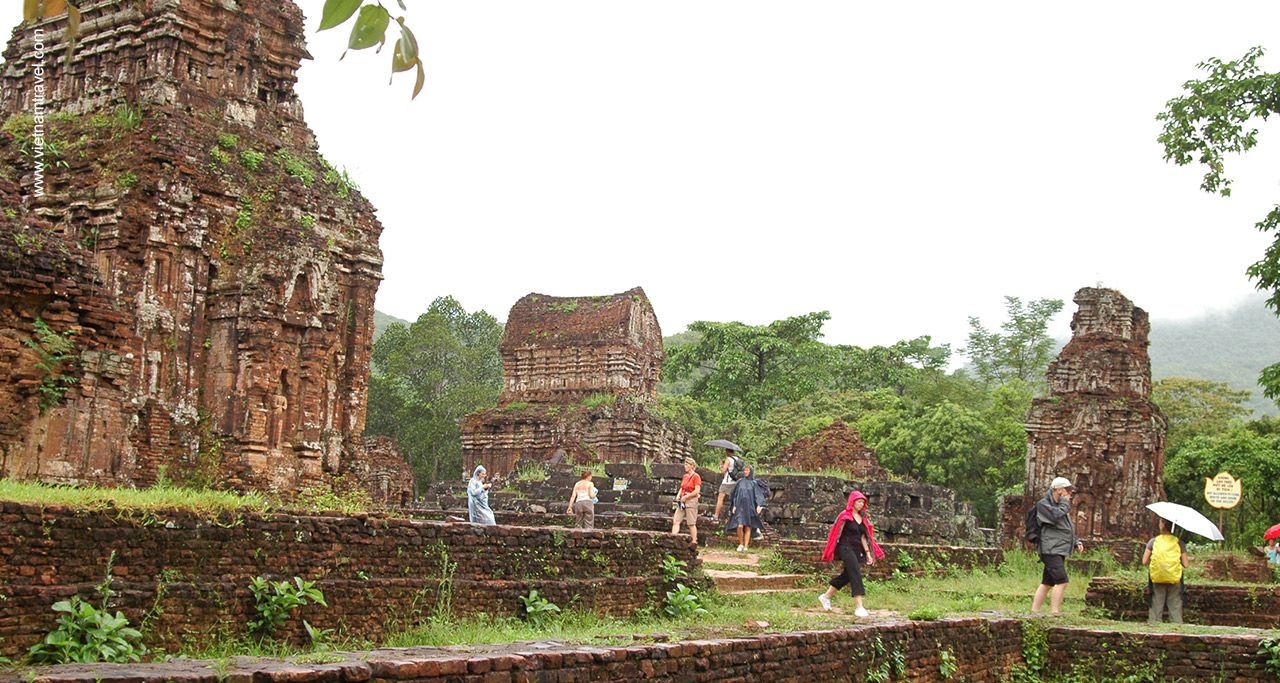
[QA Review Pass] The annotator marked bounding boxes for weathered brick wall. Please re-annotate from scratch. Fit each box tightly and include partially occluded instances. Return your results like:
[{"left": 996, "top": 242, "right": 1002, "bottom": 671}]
[
  {"left": 768, "top": 539, "right": 1004, "bottom": 579},
  {"left": 1085, "top": 576, "right": 1280, "bottom": 628},
  {"left": 1045, "top": 627, "right": 1277, "bottom": 682},
  {"left": 0, "top": 503, "right": 698, "bottom": 659},
  {"left": 0, "top": 619, "right": 1027, "bottom": 682}
]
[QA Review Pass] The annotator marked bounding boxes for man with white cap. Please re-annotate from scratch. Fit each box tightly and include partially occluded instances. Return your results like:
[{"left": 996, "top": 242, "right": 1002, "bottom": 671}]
[{"left": 1031, "top": 476, "right": 1084, "bottom": 613}]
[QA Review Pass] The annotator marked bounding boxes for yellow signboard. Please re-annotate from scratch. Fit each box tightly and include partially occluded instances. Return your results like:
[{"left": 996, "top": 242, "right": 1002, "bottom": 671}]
[{"left": 1204, "top": 471, "right": 1242, "bottom": 509}]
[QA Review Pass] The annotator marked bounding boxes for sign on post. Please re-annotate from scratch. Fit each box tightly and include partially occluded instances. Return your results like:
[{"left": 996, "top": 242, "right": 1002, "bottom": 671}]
[{"left": 1204, "top": 471, "right": 1242, "bottom": 509}]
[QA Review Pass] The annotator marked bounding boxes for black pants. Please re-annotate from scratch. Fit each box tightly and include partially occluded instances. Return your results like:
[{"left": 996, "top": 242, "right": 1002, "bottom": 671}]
[{"left": 828, "top": 543, "right": 865, "bottom": 597}]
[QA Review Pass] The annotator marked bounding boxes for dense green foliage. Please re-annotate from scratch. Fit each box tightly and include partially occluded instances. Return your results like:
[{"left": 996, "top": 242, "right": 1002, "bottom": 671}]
[
  {"left": 365, "top": 297, "right": 503, "bottom": 488},
  {"left": 1159, "top": 46, "right": 1280, "bottom": 401},
  {"left": 657, "top": 298, "right": 1061, "bottom": 525}
]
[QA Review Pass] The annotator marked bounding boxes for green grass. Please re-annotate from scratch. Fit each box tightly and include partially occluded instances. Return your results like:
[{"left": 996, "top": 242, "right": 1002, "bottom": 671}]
[{"left": 0, "top": 478, "right": 271, "bottom": 515}]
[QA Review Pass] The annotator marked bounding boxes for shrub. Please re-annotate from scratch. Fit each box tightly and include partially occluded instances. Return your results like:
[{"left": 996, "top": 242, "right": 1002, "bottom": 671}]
[
  {"left": 660, "top": 555, "right": 689, "bottom": 582},
  {"left": 239, "top": 149, "right": 265, "bottom": 171},
  {"left": 27, "top": 596, "right": 148, "bottom": 664},
  {"left": 663, "top": 583, "right": 708, "bottom": 619},
  {"left": 217, "top": 132, "right": 238, "bottom": 149},
  {"left": 248, "top": 577, "right": 326, "bottom": 635},
  {"left": 518, "top": 590, "right": 560, "bottom": 628}
]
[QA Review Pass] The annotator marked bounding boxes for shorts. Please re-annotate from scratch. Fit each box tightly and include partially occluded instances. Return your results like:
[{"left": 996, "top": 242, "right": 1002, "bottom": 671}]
[
  {"left": 672, "top": 499, "right": 699, "bottom": 526},
  {"left": 719, "top": 480, "right": 738, "bottom": 496},
  {"left": 1040, "top": 554, "right": 1069, "bottom": 586}
]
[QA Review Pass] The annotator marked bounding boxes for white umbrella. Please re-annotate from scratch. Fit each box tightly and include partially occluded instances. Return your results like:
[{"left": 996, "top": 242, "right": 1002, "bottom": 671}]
[{"left": 1145, "top": 502, "right": 1225, "bottom": 541}]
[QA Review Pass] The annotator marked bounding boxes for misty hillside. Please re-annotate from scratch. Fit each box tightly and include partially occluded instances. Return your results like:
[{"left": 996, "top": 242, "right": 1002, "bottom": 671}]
[{"left": 1149, "top": 294, "right": 1280, "bottom": 417}]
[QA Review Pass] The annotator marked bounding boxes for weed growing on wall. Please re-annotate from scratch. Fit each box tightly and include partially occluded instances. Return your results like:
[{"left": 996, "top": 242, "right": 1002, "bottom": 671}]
[
  {"left": 247, "top": 577, "right": 326, "bottom": 635},
  {"left": 518, "top": 590, "right": 560, "bottom": 628},
  {"left": 659, "top": 555, "right": 689, "bottom": 582},
  {"left": 937, "top": 644, "right": 958, "bottom": 679},
  {"left": 28, "top": 552, "right": 148, "bottom": 664},
  {"left": 23, "top": 317, "right": 78, "bottom": 413},
  {"left": 1259, "top": 636, "right": 1280, "bottom": 678},
  {"left": 663, "top": 584, "right": 708, "bottom": 619}
]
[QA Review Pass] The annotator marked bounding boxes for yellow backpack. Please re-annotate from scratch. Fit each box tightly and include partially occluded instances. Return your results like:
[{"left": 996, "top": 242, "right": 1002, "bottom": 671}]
[{"left": 1149, "top": 534, "right": 1183, "bottom": 584}]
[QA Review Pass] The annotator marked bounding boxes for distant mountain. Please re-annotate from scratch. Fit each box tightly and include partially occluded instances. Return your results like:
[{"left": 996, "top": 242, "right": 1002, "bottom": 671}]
[
  {"left": 373, "top": 309, "right": 410, "bottom": 344},
  {"left": 1148, "top": 294, "right": 1280, "bottom": 417}
]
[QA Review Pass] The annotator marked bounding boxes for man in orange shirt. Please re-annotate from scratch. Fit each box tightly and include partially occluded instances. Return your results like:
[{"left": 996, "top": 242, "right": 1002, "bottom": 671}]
[{"left": 671, "top": 457, "right": 702, "bottom": 544}]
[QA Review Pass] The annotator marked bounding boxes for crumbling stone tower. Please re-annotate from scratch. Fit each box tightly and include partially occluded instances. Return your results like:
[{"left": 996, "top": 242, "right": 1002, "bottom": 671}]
[
  {"left": 0, "top": 0, "right": 407, "bottom": 498},
  {"left": 1024, "top": 287, "right": 1167, "bottom": 541},
  {"left": 460, "top": 288, "right": 693, "bottom": 478}
]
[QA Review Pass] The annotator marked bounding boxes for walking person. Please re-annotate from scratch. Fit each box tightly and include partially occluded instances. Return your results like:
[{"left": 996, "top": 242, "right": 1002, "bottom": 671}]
[
  {"left": 1143, "top": 518, "right": 1190, "bottom": 623},
  {"left": 713, "top": 448, "right": 744, "bottom": 522},
  {"left": 725, "top": 464, "right": 766, "bottom": 551},
  {"left": 567, "top": 470, "right": 599, "bottom": 529},
  {"left": 467, "top": 464, "right": 496, "bottom": 525},
  {"left": 818, "top": 490, "right": 885, "bottom": 617},
  {"left": 671, "top": 457, "right": 702, "bottom": 544},
  {"left": 1031, "top": 477, "right": 1084, "bottom": 613}
]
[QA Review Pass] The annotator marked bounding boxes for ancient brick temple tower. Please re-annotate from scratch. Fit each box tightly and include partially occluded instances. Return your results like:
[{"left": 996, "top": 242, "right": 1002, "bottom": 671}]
[
  {"left": 1023, "top": 287, "right": 1168, "bottom": 541},
  {"left": 459, "top": 288, "right": 693, "bottom": 478},
  {"left": 0, "top": 1, "right": 411, "bottom": 499}
]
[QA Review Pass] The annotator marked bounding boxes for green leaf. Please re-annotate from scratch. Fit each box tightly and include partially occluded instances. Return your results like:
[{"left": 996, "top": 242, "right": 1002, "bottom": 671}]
[
  {"left": 391, "top": 19, "right": 419, "bottom": 72},
  {"left": 412, "top": 61, "right": 425, "bottom": 100},
  {"left": 318, "top": 0, "right": 362, "bottom": 31},
  {"left": 347, "top": 4, "right": 390, "bottom": 51}
]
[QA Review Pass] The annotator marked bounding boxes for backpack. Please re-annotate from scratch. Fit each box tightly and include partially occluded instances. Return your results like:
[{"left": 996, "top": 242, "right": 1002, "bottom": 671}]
[
  {"left": 1023, "top": 504, "right": 1042, "bottom": 545},
  {"left": 1149, "top": 534, "right": 1184, "bottom": 584},
  {"left": 728, "top": 455, "right": 746, "bottom": 480}
]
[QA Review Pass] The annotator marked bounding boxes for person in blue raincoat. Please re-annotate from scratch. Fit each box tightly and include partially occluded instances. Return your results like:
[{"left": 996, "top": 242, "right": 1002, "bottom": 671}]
[
  {"left": 468, "top": 465, "right": 496, "bottom": 525},
  {"left": 725, "top": 464, "right": 767, "bottom": 551}
]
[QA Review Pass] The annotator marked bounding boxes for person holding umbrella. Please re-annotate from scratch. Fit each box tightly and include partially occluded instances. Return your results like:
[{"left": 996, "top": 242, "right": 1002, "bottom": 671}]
[
  {"left": 705, "top": 440, "right": 746, "bottom": 522},
  {"left": 1142, "top": 518, "right": 1190, "bottom": 623},
  {"left": 1264, "top": 524, "right": 1280, "bottom": 564}
]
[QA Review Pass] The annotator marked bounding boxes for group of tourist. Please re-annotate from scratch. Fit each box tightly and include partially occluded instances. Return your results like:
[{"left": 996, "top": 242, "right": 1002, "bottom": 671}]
[
  {"left": 671, "top": 449, "right": 769, "bottom": 551},
  {"left": 468, "top": 459, "right": 1198, "bottom": 624}
]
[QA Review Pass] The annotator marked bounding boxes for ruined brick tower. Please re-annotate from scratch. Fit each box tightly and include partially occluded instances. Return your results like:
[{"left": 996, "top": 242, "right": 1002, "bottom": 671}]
[
  {"left": 1023, "top": 287, "right": 1167, "bottom": 541},
  {"left": 459, "top": 288, "right": 693, "bottom": 477},
  {"left": 0, "top": 1, "right": 410, "bottom": 499}
]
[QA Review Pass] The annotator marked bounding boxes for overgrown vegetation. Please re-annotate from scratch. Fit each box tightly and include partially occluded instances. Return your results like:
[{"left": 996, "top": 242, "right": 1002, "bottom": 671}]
[
  {"left": 28, "top": 552, "right": 148, "bottom": 664},
  {"left": 247, "top": 577, "right": 327, "bottom": 636},
  {"left": 23, "top": 317, "right": 78, "bottom": 413}
]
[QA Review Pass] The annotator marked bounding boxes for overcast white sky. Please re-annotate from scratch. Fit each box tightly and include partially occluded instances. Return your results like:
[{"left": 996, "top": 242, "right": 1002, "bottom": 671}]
[{"left": 7, "top": 3, "right": 1280, "bottom": 357}]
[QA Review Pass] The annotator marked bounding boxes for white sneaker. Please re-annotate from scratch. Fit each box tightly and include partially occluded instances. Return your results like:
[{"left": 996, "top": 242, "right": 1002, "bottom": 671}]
[
  {"left": 818, "top": 594, "right": 832, "bottom": 611},
  {"left": 737, "top": 544, "right": 746, "bottom": 552},
  {"left": 854, "top": 606, "right": 869, "bottom": 617}
]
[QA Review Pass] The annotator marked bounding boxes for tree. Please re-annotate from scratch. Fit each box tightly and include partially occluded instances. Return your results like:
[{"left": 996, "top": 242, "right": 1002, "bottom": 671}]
[
  {"left": 1163, "top": 425, "right": 1280, "bottom": 545},
  {"left": 826, "top": 336, "right": 951, "bottom": 395},
  {"left": 963, "top": 296, "right": 1064, "bottom": 386},
  {"left": 1158, "top": 46, "right": 1280, "bottom": 400},
  {"left": 664, "top": 312, "right": 832, "bottom": 419},
  {"left": 1151, "top": 377, "right": 1253, "bottom": 453},
  {"left": 365, "top": 296, "right": 503, "bottom": 487}
]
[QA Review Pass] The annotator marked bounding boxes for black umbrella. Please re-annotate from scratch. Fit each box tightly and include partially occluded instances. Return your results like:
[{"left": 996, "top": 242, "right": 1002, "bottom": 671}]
[{"left": 704, "top": 439, "right": 743, "bottom": 452}]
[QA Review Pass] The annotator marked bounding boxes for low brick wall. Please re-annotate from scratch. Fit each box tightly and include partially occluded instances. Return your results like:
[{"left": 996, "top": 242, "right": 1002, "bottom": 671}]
[
  {"left": 0, "top": 502, "right": 699, "bottom": 659},
  {"left": 1, "top": 618, "right": 1025, "bottom": 682},
  {"left": 768, "top": 539, "right": 1004, "bottom": 579},
  {"left": 1086, "top": 576, "right": 1280, "bottom": 628},
  {"left": 1045, "top": 626, "right": 1276, "bottom": 682}
]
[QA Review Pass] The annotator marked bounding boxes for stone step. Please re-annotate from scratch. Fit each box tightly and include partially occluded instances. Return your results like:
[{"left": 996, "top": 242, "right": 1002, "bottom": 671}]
[
  {"left": 705, "top": 569, "right": 810, "bottom": 592},
  {"left": 699, "top": 550, "right": 761, "bottom": 567},
  {"left": 721, "top": 587, "right": 816, "bottom": 596}
]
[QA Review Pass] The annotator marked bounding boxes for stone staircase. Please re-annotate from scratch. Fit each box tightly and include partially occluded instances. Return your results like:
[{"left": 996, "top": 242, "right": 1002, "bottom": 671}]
[{"left": 700, "top": 549, "right": 812, "bottom": 596}]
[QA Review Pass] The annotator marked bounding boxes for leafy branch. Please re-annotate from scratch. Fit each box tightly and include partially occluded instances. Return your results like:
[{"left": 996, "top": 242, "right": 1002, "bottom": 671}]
[{"left": 319, "top": 0, "right": 424, "bottom": 99}]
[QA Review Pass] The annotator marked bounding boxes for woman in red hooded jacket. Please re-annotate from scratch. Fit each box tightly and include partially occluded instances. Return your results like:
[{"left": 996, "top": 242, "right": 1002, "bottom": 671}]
[{"left": 818, "top": 490, "right": 885, "bottom": 617}]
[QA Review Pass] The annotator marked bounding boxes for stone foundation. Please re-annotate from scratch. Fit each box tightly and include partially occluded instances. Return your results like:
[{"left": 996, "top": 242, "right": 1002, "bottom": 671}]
[
  {"left": 5, "top": 622, "right": 1278, "bottom": 682},
  {"left": 0, "top": 502, "right": 697, "bottom": 659},
  {"left": 1086, "top": 576, "right": 1280, "bottom": 628}
]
